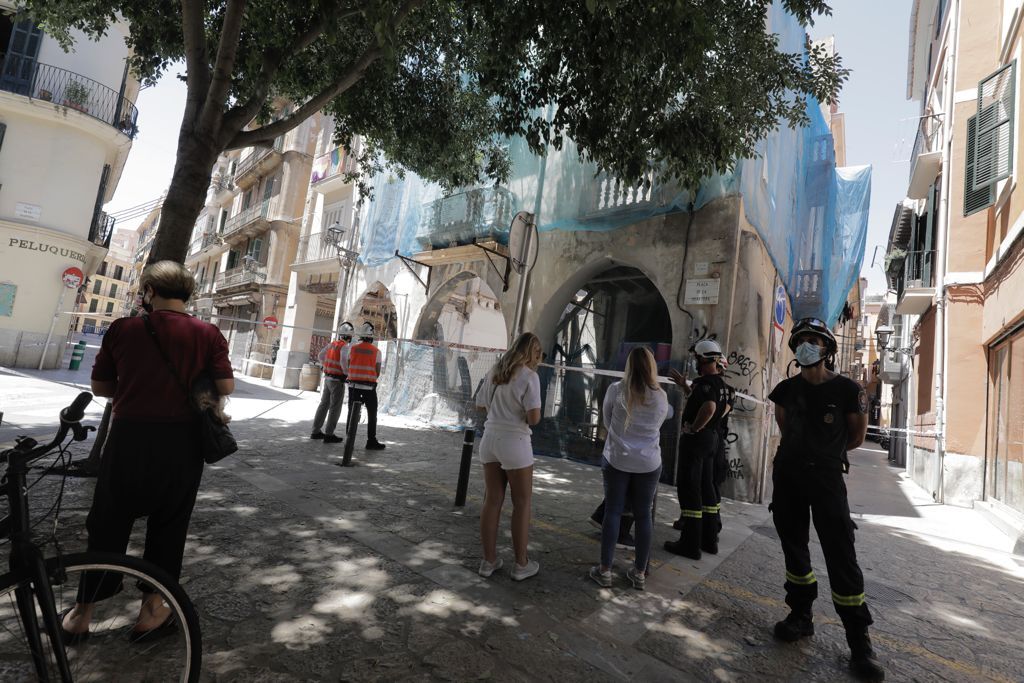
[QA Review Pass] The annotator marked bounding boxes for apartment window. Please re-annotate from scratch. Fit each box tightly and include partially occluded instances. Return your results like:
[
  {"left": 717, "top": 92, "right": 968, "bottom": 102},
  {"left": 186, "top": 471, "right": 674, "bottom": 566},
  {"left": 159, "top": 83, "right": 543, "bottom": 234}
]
[
  {"left": 966, "top": 61, "right": 1016, "bottom": 215},
  {"left": 89, "top": 299, "right": 98, "bottom": 313},
  {"left": 97, "top": 262, "right": 108, "bottom": 277},
  {"left": 114, "top": 265, "right": 124, "bottom": 281},
  {"left": 988, "top": 328, "right": 1024, "bottom": 514},
  {"left": 322, "top": 201, "right": 347, "bottom": 233},
  {"left": 246, "top": 238, "right": 265, "bottom": 265},
  {"left": 105, "top": 301, "right": 114, "bottom": 314},
  {"left": 109, "top": 283, "right": 117, "bottom": 300},
  {"left": 92, "top": 280, "right": 102, "bottom": 295},
  {"left": 227, "top": 250, "right": 240, "bottom": 270},
  {"left": 218, "top": 209, "right": 228, "bottom": 233}
]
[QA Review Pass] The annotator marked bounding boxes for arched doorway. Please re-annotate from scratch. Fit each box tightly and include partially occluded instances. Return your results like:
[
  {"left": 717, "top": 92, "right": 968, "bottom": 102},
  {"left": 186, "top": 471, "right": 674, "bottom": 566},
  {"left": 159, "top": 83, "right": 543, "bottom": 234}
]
[
  {"left": 414, "top": 272, "right": 508, "bottom": 349},
  {"left": 534, "top": 265, "right": 674, "bottom": 468},
  {"left": 349, "top": 282, "right": 398, "bottom": 339}
]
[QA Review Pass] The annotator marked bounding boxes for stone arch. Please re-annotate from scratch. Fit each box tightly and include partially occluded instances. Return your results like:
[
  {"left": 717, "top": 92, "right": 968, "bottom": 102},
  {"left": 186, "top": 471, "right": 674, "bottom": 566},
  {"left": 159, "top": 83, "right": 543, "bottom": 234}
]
[
  {"left": 348, "top": 281, "right": 399, "bottom": 339},
  {"left": 412, "top": 271, "right": 508, "bottom": 349}
]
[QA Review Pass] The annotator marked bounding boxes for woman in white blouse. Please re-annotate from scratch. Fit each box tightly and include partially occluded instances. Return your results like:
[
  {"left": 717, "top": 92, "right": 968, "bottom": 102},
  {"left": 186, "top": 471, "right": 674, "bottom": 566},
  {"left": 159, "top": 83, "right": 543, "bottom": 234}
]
[
  {"left": 590, "top": 347, "right": 672, "bottom": 590},
  {"left": 475, "top": 332, "right": 544, "bottom": 582}
]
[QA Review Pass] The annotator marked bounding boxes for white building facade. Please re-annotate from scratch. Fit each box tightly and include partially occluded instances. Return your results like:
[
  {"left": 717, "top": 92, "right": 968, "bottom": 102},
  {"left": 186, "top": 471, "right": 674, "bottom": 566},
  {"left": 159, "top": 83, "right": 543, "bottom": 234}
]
[{"left": 0, "top": 8, "right": 139, "bottom": 367}]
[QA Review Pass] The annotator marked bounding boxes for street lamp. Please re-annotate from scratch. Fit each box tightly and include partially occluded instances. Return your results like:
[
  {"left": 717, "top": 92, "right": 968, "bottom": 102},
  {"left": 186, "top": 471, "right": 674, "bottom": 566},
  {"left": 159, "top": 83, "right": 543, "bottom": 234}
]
[{"left": 875, "top": 324, "right": 894, "bottom": 350}]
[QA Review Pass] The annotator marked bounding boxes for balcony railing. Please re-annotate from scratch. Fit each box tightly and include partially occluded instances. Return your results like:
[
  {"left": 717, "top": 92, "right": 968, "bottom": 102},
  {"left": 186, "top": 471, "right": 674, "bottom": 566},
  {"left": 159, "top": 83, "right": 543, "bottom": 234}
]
[
  {"left": 417, "top": 187, "right": 517, "bottom": 250},
  {"left": 88, "top": 211, "right": 115, "bottom": 249},
  {"left": 311, "top": 147, "right": 357, "bottom": 185},
  {"left": 216, "top": 264, "right": 267, "bottom": 290},
  {"left": 223, "top": 199, "right": 272, "bottom": 239},
  {"left": 1, "top": 56, "right": 139, "bottom": 138},
  {"left": 296, "top": 230, "right": 347, "bottom": 266},
  {"left": 579, "top": 169, "right": 662, "bottom": 218},
  {"left": 234, "top": 137, "right": 283, "bottom": 182},
  {"left": 896, "top": 249, "right": 935, "bottom": 299}
]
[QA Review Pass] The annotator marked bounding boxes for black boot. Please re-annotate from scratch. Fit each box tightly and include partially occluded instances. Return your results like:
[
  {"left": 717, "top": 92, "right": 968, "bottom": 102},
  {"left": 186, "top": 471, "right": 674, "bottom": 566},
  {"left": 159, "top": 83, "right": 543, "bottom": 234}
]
[
  {"left": 773, "top": 610, "right": 814, "bottom": 642},
  {"left": 664, "top": 517, "right": 701, "bottom": 559},
  {"left": 701, "top": 513, "right": 720, "bottom": 554},
  {"left": 846, "top": 630, "right": 885, "bottom": 681}
]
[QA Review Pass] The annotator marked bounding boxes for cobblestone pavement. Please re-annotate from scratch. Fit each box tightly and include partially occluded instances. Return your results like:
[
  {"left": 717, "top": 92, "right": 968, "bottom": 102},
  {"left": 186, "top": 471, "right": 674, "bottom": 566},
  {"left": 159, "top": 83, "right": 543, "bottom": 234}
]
[{"left": 3, "top": 356, "right": 1024, "bottom": 682}]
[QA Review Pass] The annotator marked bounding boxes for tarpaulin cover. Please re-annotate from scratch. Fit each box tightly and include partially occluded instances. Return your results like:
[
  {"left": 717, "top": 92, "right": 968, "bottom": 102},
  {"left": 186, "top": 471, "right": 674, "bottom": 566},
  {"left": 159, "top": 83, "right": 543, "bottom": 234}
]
[{"left": 357, "top": 0, "right": 870, "bottom": 326}]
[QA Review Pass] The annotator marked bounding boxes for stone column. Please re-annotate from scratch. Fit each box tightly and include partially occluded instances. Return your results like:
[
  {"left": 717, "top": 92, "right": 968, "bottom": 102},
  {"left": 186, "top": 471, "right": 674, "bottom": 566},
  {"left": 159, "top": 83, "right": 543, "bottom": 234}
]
[{"left": 272, "top": 270, "right": 319, "bottom": 388}]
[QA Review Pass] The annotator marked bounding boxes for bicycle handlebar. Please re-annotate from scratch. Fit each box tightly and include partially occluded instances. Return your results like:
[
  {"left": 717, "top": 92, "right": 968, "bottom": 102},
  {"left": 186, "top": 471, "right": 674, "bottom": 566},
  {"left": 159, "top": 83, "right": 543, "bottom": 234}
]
[{"left": 1, "top": 392, "right": 94, "bottom": 466}]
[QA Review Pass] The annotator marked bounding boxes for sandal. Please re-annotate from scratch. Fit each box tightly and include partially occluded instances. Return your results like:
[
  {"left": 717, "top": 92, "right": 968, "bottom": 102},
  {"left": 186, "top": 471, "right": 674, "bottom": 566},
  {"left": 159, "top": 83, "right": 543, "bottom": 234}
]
[
  {"left": 128, "top": 613, "right": 177, "bottom": 644},
  {"left": 58, "top": 607, "right": 91, "bottom": 646}
]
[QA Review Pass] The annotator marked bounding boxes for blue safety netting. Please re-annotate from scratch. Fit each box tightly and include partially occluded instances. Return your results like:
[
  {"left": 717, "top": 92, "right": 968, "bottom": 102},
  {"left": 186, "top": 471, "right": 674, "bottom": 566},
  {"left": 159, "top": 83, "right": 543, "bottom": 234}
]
[{"left": 357, "top": 0, "right": 870, "bottom": 326}]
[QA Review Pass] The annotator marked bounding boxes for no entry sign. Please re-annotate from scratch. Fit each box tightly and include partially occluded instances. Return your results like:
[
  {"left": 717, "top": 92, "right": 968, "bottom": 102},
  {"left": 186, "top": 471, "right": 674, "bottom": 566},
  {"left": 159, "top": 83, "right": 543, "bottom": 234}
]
[
  {"left": 262, "top": 316, "right": 279, "bottom": 330},
  {"left": 62, "top": 267, "right": 84, "bottom": 289}
]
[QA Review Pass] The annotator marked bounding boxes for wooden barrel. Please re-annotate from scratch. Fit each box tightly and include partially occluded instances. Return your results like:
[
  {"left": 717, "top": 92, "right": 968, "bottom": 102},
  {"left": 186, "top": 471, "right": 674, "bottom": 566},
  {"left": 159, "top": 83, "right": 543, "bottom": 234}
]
[{"left": 299, "top": 363, "right": 321, "bottom": 391}]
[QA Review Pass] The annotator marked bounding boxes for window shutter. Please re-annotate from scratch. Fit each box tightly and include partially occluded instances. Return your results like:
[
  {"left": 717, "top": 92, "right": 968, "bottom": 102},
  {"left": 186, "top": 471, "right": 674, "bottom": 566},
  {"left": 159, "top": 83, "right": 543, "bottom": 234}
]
[
  {"left": 965, "top": 114, "right": 996, "bottom": 216},
  {"left": 973, "top": 61, "right": 1016, "bottom": 191}
]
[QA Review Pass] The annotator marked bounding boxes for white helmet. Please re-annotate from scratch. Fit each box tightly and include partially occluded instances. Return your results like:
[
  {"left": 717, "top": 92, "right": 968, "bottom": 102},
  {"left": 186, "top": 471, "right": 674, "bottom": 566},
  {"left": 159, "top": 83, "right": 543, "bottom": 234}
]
[
  {"left": 693, "top": 339, "right": 723, "bottom": 359},
  {"left": 338, "top": 321, "right": 355, "bottom": 336},
  {"left": 357, "top": 322, "right": 375, "bottom": 339}
]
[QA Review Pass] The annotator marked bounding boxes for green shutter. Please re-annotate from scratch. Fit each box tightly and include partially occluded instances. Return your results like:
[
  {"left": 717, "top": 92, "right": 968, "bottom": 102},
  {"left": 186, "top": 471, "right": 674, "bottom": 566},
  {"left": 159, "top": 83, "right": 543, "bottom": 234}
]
[
  {"left": 965, "top": 114, "right": 996, "bottom": 216},
  {"left": 973, "top": 61, "right": 1016, "bottom": 191}
]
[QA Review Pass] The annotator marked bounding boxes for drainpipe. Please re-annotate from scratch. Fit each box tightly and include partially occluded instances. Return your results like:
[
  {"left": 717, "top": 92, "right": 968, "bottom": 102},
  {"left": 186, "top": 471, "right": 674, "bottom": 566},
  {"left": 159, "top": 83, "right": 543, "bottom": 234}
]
[{"left": 933, "top": 0, "right": 959, "bottom": 503}]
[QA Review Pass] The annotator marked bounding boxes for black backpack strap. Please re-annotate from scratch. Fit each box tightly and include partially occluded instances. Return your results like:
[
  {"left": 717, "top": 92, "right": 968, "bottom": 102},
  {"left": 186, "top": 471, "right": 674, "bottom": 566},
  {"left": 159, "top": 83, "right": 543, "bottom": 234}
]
[{"left": 141, "top": 313, "right": 193, "bottom": 404}]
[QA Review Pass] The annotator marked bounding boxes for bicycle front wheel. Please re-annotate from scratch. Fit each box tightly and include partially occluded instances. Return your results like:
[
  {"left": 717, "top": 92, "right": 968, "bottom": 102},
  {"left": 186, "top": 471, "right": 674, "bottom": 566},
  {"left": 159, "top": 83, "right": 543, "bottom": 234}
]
[{"left": 0, "top": 552, "right": 201, "bottom": 682}]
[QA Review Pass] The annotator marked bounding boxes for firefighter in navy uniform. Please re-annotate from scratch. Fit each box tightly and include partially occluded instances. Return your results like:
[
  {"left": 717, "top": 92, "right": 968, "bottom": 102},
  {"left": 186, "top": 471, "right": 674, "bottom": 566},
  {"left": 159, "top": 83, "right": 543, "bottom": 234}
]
[
  {"left": 310, "top": 321, "right": 354, "bottom": 444},
  {"left": 665, "top": 339, "right": 730, "bottom": 559},
  {"left": 768, "top": 318, "right": 884, "bottom": 682}
]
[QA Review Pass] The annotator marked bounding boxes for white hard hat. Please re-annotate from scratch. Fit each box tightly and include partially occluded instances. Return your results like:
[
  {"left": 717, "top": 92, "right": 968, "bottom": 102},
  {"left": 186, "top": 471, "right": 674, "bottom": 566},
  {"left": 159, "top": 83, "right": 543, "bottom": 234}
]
[
  {"left": 357, "top": 322, "right": 375, "bottom": 338},
  {"left": 338, "top": 321, "right": 355, "bottom": 335},
  {"left": 693, "top": 339, "right": 723, "bottom": 359}
]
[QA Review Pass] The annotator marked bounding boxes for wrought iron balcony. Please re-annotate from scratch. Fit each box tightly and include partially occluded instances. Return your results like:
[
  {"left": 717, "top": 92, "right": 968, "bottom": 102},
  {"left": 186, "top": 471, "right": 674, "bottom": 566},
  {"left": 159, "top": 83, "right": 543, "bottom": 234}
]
[
  {"left": 223, "top": 199, "right": 272, "bottom": 240},
  {"left": 295, "top": 230, "right": 344, "bottom": 266},
  {"left": 310, "top": 147, "right": 357, "bottom": 192},
  {"left": 894, "top": 249, "right": 936, "bottom": 316},
  {"left": 1, "top": 56, "right": 139, "bottom": 138},
  {"left": 417, "top": 187, "right": 517, "bottom": 250},
  {"left": 88, "top": 211, "right": 115, "bottom": 249},
  {"left": 216, "top": 264, "right": 267, "bottom": 290},
  {"left": 233, "top": 137, "right": 283, "bottom": 187}
]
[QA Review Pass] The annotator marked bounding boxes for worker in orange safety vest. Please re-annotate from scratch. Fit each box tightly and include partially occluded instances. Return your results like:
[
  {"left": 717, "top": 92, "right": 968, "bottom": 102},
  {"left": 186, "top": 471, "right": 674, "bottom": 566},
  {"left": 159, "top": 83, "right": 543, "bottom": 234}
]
[
  {"left": 341, "top": 322, "right": 386, "bottom": 450},
  {"left": 310, "top": 321, "right": 354, "bottom": 444}
]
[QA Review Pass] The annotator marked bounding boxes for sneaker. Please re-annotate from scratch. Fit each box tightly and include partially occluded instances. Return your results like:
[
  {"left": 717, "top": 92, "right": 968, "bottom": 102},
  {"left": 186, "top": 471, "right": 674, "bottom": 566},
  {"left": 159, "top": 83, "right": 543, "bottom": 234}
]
[
  {"left": 615, "top": 533, "right": 636, "bottom": 550},
  {"left": 626, "top": 566, "right": 646, "bottom": 590},
  {"left": 365, "top": 440, "right": 386, "bottom": 450},
  {"left": 588, "top": 565, "right": 612, "bottom": 587},
  {"left": 310, "top": 432, "right": 325, "bottom": 440},
  {"left": 511, "top": 559, "right": 540, "bottom": 581},
  {"left": 323, "top": 434, "right": 343, "bottom": 444},
  {"left": 773, "top": 611, "right": 814, "bottom": 642},
  {"left": 478, "top": 558, "right": 503, "bottom": 578}
]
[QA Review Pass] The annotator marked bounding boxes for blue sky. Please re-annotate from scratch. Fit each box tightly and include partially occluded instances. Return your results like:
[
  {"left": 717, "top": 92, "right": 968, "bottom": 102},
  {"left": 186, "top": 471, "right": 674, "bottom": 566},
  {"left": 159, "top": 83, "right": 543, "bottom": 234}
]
[{"left": 106, "top": 1, "right": 918, "bottom": 296}]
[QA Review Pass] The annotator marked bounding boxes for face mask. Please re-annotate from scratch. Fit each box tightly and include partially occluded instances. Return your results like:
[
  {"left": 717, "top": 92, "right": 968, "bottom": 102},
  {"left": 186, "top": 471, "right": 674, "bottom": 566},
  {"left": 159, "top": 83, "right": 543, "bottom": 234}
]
[{"left": 795, "top": 342, "right": 823, "bottom": 367}]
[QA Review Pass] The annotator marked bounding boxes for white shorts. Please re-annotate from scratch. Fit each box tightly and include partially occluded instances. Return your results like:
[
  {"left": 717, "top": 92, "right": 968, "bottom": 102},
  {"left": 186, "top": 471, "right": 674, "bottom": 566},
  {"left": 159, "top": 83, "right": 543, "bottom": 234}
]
[{"left": 479, "top": 430, "right": 535, "bottom": 470}]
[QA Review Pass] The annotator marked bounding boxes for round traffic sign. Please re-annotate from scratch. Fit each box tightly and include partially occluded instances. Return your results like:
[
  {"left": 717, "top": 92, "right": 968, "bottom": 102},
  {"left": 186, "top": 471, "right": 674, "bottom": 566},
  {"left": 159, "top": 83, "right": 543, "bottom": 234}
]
[
  {"left": 262, "top": 316, "right": 279, "bottom": 330},
  {"left": 62, "top": 266, "right": 84, "bottom": 289},
  {"left": 773, "top": 285, "right": 787, "bottom": 328}
]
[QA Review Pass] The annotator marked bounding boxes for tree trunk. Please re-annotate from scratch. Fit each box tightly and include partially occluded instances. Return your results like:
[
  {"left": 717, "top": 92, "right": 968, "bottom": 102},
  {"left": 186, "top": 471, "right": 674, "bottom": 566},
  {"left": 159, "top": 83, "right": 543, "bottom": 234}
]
[{"left": 148, "top": 136, "right": 222, "bottom": 264}]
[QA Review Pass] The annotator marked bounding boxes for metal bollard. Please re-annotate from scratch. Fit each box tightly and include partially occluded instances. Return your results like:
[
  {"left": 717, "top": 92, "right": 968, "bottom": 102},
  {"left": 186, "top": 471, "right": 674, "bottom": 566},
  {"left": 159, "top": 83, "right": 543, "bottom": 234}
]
[
  {"left": 69, "top": 340, "right": 87, "bottom": 370},
  {"left": 341, "top": 400, "right": 362, "bottom": 467},
  {"left": 454, "top": 428, "right": 475, "bottom": 507}
]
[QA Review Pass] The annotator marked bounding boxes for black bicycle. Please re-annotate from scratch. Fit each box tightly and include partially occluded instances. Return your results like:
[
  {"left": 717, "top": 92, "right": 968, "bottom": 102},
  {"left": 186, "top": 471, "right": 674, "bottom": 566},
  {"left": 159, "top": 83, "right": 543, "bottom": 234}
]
[{"left": 0, "top": 392, "right": 201, "bottom": 681}]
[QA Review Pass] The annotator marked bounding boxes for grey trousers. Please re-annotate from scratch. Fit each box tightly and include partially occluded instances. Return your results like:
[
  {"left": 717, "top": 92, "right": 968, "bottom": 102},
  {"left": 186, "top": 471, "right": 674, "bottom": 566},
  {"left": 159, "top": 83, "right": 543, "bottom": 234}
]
[{"left": 313, "top": 376, "right": 346, "bottom": 435}]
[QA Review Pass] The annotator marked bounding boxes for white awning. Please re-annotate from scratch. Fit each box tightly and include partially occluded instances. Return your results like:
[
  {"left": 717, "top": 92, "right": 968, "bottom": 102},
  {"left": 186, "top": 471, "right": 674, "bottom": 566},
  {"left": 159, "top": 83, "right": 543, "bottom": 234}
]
[{"left": 907, "top": 150, "right": 942, "bottom": 199}]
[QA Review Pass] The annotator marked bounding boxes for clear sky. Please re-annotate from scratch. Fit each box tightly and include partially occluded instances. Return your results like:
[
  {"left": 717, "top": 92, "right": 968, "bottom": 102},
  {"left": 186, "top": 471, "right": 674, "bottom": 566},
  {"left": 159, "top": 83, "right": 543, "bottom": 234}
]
[
  {"left": 814, "top": 0, "right": 921, "bottom": 295},
  {"left": 105, "top": 1, "right": 920, "bottom": 296}
]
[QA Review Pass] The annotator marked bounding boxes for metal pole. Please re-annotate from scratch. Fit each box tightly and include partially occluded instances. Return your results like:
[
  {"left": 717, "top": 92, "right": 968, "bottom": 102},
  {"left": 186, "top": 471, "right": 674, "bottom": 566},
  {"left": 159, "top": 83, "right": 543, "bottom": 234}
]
[
  {"left": 454, "top": 428, "right": 476, "bottom": 506},
  {"left": 39, "top": 286, "right": 68, "bottom": 370},
  {"left": 341, "top": 400, "right": 362, "bottom": 467}
]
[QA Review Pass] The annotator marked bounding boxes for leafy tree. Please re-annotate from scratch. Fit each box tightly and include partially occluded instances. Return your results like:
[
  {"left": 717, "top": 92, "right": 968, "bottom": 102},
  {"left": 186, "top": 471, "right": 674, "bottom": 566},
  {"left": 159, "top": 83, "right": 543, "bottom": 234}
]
[{"left": 22, "top": 0, "right": 844, "bottom": 264}]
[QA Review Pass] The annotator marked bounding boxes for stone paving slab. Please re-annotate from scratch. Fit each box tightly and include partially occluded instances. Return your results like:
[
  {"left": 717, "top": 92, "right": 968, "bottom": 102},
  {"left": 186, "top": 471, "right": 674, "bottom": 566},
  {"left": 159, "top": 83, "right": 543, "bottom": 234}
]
[{"left": 3, "top": 366, "right": 1024, "bottom": 681}]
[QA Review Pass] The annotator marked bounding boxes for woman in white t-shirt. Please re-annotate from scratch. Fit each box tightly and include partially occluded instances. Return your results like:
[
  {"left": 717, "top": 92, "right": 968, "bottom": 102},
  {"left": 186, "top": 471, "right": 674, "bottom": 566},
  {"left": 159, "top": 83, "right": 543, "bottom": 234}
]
[
  {"left": 475, "top": 332, "right": 543, "bottom": 582},
  {"left": 590, "top": 347, "right": 672, "bottom": 590}
]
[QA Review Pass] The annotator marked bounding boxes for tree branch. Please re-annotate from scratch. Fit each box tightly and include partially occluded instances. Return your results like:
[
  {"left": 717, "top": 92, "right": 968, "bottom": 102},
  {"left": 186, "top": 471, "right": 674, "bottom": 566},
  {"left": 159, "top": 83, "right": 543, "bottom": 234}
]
[
  {"left": 225, "top": 43, "right": 383, "bottom": 149},
  {"left": 180, "top": 0, "right": 211, "bottom": 125},
  {"left": 199, "top": 0, "right": 249, "bottom": 133},
  {"left": 224, "top": 0, "right": 424, "bottom": 150}
]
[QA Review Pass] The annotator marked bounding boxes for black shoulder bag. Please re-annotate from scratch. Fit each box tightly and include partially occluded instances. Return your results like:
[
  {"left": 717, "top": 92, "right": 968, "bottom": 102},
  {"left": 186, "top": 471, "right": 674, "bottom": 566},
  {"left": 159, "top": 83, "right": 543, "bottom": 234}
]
[{"left": 142, "top": 314, "right": 238, "bottom": 464}]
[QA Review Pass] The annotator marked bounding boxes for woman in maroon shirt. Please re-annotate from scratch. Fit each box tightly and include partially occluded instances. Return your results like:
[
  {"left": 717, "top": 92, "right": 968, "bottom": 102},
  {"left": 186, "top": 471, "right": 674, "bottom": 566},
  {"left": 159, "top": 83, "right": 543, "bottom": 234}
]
[{"left": 61, "top": 261, "right": 234, "bottom": 641}]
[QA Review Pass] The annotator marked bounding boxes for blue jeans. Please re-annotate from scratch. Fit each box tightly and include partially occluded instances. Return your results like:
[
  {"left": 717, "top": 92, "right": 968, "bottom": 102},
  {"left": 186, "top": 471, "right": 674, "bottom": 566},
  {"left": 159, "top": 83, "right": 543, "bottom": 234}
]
[{"left": 601, "top": 458, "right": 662, "bottom": 571}]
